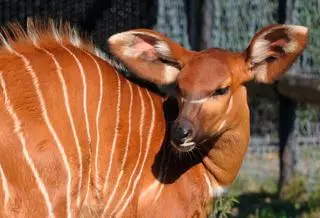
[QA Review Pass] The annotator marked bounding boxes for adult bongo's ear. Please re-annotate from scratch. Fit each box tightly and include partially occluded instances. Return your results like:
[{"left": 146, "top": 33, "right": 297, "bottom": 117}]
[
  {"left": 246, "top": 24, "right": 308, "bottom": 83},
  {"left": 107, "top": 29, "right": 195, "bottom": 86}
]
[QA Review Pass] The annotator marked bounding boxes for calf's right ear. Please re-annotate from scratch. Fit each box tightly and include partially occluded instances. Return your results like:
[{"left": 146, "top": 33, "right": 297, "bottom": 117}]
[{"left": 107, "top": 29, "right": 195, "bottom": 86}]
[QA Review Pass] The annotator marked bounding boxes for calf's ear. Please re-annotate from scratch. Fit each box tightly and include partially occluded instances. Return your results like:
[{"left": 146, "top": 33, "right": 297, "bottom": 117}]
[
  {"left": 246, "top": 24, "right": 308, "bottom": 83},
  {"left": 107, "top": 29, "right": 195, "bottom": 86}
]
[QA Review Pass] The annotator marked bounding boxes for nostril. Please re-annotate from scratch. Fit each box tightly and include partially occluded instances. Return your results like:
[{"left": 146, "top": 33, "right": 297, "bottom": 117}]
[
  {"left": 178, "top": 127, "right": 191, "bottom": 139},
  {"left": 171, "top": 125, "right": 193, "bottom": 144}
]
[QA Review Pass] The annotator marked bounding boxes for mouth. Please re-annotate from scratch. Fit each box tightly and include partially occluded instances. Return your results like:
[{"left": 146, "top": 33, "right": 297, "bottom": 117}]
[{"left": 170, "top": 138, "right": 196, "bottom": 152}]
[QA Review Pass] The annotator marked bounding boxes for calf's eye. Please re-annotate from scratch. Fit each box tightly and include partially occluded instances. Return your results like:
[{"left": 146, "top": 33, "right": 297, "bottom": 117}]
[{"left": 212, "top": 86, "right": 230, "bottom": 96}]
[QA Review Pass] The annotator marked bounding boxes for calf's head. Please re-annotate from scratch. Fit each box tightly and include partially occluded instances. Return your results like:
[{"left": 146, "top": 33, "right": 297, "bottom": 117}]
[{"left": 108, "top": 25, "right": 308, "bottom": 152}]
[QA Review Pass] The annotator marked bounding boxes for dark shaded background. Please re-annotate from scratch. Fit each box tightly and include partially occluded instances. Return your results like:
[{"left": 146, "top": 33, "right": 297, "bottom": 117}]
[{"left": 0, "top": 0, "right": 157, "bottom": 50}]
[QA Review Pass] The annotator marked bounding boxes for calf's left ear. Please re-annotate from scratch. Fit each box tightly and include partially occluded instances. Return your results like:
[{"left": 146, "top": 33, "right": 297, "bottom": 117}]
[
  {"left": 107, "top": 29, "right": 194, "bottom": 86},
  {"left": 246, "top": 24, "right": 308, "bottom": 83}
]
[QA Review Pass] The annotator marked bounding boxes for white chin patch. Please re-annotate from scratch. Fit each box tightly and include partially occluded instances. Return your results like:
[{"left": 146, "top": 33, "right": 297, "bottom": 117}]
[{"left": 170, "top": 140, "right": 196, "bottom": 152}]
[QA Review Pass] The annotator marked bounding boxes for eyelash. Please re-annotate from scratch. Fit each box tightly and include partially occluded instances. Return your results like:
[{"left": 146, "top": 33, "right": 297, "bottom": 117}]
[{"left": 212, "top": 86, "right": 230, "bottom": 96}]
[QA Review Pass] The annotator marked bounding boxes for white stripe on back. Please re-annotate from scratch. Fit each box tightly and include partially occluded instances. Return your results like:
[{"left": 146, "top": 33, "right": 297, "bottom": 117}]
[
  {"left": 80, "top": 50, "right": 104, "bottom": 200},
  {"left": 61, "top": 44, "right": 91, "bottom": 143},
  {"left": 0, "top": 165, "right": 10, "bottom": 209},
  {"left": 0, "top": 72, "right": 55, "bottom": 218},
  {"left": 60, "top": 44, "right": 86, "bottom": 208},
  {"left": 103, "top": 80, "right": 133, "bottom": 214},
  {"left": 38, "top": 46, "right": 75, "bottom": 218},
  {"left": 82, "top": 51, "right": 104, "bottom": 194},
  {"left": 111, "top": 86, "right": 145, "bottom": 214},
  {"left": 84, "top": 144, "right": 92, "bottom": 205},
  {"left": 103, "top": 72, "right": 121, "bottom": 193},
  {"left": 115, "top": 89, "right": 156, "bottom": 217}
]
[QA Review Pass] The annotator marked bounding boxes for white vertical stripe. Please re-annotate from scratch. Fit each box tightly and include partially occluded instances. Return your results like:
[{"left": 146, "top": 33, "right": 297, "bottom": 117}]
[
  {"left": 110, "top": 86, "right": 145, "bottom": 214},
  {"left": 217, "top": 120, "right": 226, "bottom": 132},
  {"left": 61, "top": 44, "right": 91, "bottom": 143},
  {"left": 84, "top": 148, "right": 91, "bottom": 205},
  {"left": 203, "top": 172, "right": 225, "bottom": 197},
  {"left": 154, "top": 184, "right": 165, "bottom": 202},
  {"left": 103, "top": 72, "right": 121, "bottom": 193},
  {"left": 37, "top": 46, "right": 75, "bottom": 218},
  {"left": 139, "top": 141, "right": 167, "bottom": 203},
  {"left": 82, "top": 51, "right": 104, "bottom": 194},
  {"left": 154, "top": 150, "right": 171, "bottom": 202},
  {"left": 60, "top": 44, "right": 86, "bottom": 208},
  {"left": 217, "top": 97, "right": 233, "bottom": 132},
  {"left": 226, "top": 97, "right": 233, "bottom": 115},
  {"left": 0, "top": 165, "right": 10, "bottom": 209},
  {"left": 139, "top": 180, "right": 160, "bottom": 202},
  {"left": 80, "top": 50, "right": 104, "bottom": 201},
  {"left": 115, "top": 89, "right": 156, "bottom": 217},
  {"left": 103, "top": 80, "right": 133, "bottom": 214},
  {"left": 0, "top": 73, "right": 55, "bottom": 218},
  {"left": 203, "top": 172, "right": 213, "bottom": 197}
]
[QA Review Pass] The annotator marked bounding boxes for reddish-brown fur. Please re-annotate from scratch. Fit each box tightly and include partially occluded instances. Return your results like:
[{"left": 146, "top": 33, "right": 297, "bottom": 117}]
[{"left": 0, "top": 20, "right": 308, "bottom": 218}]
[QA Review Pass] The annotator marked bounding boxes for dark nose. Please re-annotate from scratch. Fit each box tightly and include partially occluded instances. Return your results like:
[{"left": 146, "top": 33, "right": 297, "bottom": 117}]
[{"left": 170, "top": 123, "right": 193, "bottom": 145}]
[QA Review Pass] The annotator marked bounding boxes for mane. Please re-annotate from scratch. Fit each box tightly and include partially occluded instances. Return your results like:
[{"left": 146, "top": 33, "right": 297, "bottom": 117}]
[
  {"left": 0, "top": 18, "right": 90, "bottom": 52},
  {"left": 0, "top": 18, "right": 128, "bottom": 74},
  {"left": 0, "top": 18, "right": 165, "bottom": 96}
]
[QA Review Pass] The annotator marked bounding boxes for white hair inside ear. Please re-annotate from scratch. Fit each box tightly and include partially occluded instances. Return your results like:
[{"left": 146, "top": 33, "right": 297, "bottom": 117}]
[
  {"left": 247, "top": 24, "right": 308, "bottom": 83},
  {"left": 155, "top": 41, "right": 171, "bottom": 57},
  {"left": 251, "top": 39, "right": 270, "bottom": 64},
  {"left": 107, "top": 29, "right": 191, "bottom": 86},
  {"left": 108, "top": 30, "right": 173, "bottom": 60},
  {"left": 163, "top": 65, "right": 180, "bottom": 84}
]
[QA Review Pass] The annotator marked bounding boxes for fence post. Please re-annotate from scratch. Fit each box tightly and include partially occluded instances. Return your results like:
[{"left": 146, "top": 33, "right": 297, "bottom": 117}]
[
  {"left": 278, "top": 94, "right": 298, "bottom": 197},
  {"left": 183, "top": 0, "right": 204, "bottom": 50},
  {"left": 277, "top": 0, "right": 298, "bottom": 197}
]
